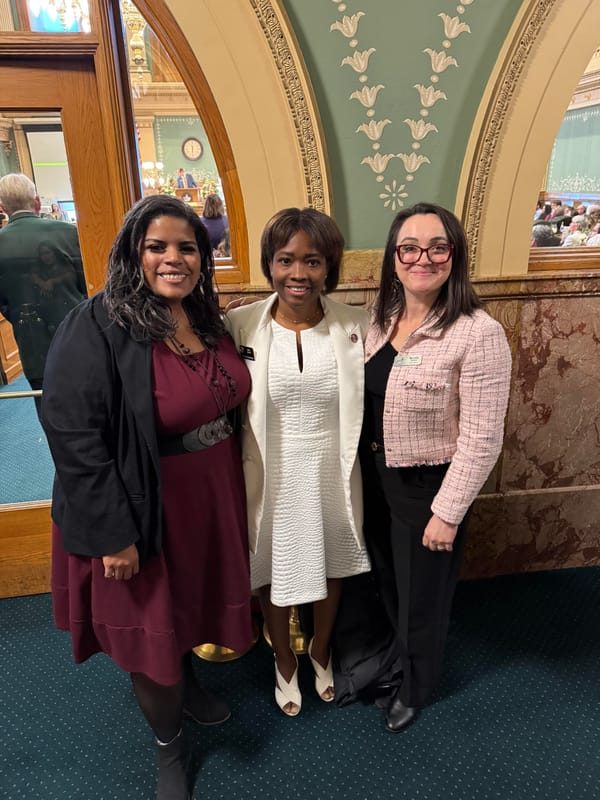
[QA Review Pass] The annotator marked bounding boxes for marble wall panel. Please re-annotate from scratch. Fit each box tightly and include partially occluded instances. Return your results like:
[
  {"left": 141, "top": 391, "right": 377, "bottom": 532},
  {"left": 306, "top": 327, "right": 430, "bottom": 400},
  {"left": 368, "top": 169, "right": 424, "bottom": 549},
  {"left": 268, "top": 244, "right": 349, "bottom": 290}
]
[
  {"left": 501, "top": 296, "right": 600, "bottom": 492},
  {"left": 463, "top": 488, "right": 600, "bottom": 579}
]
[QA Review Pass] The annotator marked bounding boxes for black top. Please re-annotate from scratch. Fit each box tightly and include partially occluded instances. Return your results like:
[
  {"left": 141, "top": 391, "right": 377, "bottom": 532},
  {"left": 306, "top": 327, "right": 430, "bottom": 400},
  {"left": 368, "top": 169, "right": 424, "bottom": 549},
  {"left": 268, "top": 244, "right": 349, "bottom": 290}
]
[{"left": 364, "top": 341, "right": 396, "bottom": 447}]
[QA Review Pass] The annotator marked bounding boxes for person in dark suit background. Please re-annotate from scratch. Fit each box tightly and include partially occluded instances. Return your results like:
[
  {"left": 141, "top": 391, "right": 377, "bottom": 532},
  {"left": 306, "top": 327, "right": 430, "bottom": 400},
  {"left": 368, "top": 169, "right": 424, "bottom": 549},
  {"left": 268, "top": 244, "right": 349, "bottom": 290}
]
[
  {"left": 176, "top": 167, "right": 197, "bottom": 189},
  {"left": 0, "top": 173, "right": 86, "bottom": 416}
]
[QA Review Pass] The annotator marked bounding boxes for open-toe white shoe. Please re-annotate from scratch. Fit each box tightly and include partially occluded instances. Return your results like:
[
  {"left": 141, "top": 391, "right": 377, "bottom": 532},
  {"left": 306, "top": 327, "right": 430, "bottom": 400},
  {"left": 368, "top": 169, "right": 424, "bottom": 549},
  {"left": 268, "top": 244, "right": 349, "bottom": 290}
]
[
  {"left": 308, "top": 638, "right": 334, "bottom": 702},
  {"left": 274, "top": 654, "right": 301, "bottom": 717}
]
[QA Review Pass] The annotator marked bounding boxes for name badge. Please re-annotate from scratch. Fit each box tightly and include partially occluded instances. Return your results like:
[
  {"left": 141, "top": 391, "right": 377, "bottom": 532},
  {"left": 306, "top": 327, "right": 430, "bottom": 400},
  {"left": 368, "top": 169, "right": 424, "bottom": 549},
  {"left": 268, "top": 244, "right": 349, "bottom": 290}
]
[
  {"left": 394, "top": 354, "right": 422, "bottom": 367},
  {"left": 239, "top": 345, "right": 255, "bottom": 361}
]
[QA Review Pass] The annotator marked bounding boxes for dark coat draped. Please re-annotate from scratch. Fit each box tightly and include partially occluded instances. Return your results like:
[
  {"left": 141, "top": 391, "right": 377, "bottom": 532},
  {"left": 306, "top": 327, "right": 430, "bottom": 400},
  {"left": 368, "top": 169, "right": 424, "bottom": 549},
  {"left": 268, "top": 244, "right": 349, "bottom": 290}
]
[{"left": 40, "top": 293, "right": 163, "bottom": 564}]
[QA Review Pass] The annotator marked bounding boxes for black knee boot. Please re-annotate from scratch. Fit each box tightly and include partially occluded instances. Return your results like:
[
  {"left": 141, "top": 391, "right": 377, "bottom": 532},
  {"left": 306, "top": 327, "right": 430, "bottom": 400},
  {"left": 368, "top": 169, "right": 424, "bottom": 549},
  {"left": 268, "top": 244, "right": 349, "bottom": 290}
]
[
  {"left": 182, "top": 652, "right": 231, "bottom": 726},
  {"left": 156, "top": 729, "right": 190, "bottom": 800}
]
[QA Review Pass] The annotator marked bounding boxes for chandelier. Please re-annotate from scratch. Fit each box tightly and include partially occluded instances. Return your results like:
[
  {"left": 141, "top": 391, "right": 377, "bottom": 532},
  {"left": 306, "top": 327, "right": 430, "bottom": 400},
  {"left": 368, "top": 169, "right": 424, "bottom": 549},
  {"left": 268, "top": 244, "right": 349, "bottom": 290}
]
[
  {"left": 141, "top": 161, "right": 165, "bottom": 191},
  {"left": 27, "top": 1, "right": 91, "bottom": 33}
]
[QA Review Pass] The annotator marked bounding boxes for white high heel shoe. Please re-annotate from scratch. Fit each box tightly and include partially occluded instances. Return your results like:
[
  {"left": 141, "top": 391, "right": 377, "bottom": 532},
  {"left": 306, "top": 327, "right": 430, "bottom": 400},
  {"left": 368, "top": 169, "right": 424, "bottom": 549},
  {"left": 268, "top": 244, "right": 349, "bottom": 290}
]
[
  {"left": 308, "top": 638, "right": 334, "bottom": 702},
  {"left": 274, "top": 653, "right": 301, "bottom": 717}
]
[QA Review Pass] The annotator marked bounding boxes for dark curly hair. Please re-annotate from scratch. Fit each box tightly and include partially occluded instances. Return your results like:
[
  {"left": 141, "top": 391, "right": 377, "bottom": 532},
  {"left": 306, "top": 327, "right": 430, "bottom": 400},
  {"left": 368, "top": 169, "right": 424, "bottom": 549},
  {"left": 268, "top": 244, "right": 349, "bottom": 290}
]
[
  {"left": 260, "top": 207, "right": 344, "bottom": 293},
  {"left": 373, "top": 202, "right": 481, "bottom": 333},
  {"left": 103, "top": 195, "right": 224, "bottom": 344}
]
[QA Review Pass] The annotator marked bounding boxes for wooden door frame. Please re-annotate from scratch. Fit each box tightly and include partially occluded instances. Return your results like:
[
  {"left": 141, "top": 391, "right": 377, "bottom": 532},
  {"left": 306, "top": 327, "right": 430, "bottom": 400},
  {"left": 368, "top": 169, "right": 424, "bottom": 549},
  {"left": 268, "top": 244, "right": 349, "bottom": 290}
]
[{"left": 0, "top": 37, "right": 135, "bottom": 597}]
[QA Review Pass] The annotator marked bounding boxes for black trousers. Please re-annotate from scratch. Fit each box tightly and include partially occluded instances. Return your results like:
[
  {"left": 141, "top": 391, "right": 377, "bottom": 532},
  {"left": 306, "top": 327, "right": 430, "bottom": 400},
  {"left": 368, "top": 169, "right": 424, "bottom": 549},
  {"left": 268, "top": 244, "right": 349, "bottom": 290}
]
[{"left": 361, "top": 446, "right": 469, "bottom": 708}]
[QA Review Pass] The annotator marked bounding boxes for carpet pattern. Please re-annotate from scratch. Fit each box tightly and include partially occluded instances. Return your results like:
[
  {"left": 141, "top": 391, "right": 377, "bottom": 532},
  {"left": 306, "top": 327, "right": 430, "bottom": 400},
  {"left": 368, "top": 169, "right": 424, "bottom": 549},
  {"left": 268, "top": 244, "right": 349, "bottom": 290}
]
[
  {"left": 0, "top": 375, "right": 54, "bottom": 504},
  {"left": 1, "top": 567, "right": 599, "bottom": 799}
]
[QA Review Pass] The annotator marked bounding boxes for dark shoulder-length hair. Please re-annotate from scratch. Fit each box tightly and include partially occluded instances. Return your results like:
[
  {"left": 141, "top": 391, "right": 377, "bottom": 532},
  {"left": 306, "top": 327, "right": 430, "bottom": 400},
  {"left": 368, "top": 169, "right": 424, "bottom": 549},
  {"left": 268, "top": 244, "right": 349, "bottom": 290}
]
[
  {"left": 373, "top": 201, "right": 481, "bottom": 333},
  {"left": 103, "top": 194, "right": 224, "bottom": 344},
  {"left": 260, "top": 207, "right": 344, "bottom": 294}
]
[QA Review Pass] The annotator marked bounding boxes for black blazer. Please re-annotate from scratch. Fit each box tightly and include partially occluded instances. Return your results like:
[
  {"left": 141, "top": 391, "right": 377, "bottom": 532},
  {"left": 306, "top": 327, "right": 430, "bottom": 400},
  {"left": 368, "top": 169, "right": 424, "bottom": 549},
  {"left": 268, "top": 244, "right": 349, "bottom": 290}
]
[{"left": 41, "top": 293, "right": 162, "bottom": 563}]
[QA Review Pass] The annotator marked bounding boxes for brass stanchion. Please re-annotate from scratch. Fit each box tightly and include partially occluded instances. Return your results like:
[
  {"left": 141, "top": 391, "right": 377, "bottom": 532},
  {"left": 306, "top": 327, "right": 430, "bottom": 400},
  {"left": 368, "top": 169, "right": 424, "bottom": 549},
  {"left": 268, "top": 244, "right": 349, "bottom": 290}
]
[
  {"left": 262, "top": 605, "right": 307, "bottom": 655},
  {"left": 193, "top": 618, "right": 260, "bottom": 662}
]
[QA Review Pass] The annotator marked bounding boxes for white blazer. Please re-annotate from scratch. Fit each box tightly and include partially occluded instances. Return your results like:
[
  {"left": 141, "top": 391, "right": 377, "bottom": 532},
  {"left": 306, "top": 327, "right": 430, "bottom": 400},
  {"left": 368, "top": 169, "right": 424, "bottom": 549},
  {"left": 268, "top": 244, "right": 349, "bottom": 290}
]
[{"left": 227, "top": 293, "right": 369, "bottom": 554}]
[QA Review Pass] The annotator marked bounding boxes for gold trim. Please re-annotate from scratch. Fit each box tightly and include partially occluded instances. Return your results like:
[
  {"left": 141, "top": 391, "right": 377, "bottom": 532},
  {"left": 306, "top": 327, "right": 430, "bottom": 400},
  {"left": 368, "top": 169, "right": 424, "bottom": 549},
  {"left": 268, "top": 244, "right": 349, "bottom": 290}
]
[
  {"left": 460, "top": 0, "right": 557, "bottom": 272},
  {"left": 249, "top": 0, "right": 330, "bottom": 212}
]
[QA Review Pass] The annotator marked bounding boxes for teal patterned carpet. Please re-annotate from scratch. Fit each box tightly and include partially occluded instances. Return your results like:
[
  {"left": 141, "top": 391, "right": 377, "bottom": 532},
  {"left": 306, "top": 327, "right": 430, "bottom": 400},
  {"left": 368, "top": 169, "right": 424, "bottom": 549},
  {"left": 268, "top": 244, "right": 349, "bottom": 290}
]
[
  {"left": 1, "top": 567, "right": 599, "bottom": 800},
  {"left": 0, "top": 375, "right": 54, "bottom": 504}
]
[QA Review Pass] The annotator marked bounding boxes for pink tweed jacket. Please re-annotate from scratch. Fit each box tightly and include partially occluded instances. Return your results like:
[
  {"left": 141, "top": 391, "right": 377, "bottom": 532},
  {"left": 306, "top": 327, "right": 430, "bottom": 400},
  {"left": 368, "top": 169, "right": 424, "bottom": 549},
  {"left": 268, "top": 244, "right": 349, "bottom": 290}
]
[{"left": 364, "top": 308, "right": 512, "bottom": 525}]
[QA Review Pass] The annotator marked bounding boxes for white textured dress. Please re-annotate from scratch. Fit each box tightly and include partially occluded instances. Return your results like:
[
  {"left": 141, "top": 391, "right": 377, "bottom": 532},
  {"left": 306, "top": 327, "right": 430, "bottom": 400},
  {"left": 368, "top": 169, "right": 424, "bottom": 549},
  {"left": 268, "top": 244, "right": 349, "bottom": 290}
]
[{"left": 251, "top": 317, "right": 371, "bottom": 606}]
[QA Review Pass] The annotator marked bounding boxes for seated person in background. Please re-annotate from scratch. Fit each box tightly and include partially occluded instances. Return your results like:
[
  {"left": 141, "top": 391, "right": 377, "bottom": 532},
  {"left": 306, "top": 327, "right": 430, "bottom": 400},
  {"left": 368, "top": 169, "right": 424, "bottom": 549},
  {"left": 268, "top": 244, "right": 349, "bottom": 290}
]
[
  {"left": 585, "top": 205, "right": 600, "bottom": 231},
  {"left": 561, "top": 222, "right": 587, "bottom": 247},
  {"left": 585, "top": 223, "right": 600, "bottom": 246},
  {"left": 531, "top": 224, "right": 561, "bottom": 247},
  {"left": 215, "top": 228, "right": 231, "bottom": 259},
  {"left": 200, "top": 194, "right": 229, "bottom": 251}
]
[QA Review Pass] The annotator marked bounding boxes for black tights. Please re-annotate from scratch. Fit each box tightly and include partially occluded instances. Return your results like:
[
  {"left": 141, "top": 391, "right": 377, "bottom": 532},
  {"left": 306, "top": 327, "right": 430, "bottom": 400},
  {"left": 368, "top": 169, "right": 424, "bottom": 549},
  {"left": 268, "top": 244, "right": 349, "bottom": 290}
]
[
  {"left": 130, "top": 652, "right": 200, "bottom": 742},
  {"left": 130, "top": 671, "right": 184, "bottom": 744}
]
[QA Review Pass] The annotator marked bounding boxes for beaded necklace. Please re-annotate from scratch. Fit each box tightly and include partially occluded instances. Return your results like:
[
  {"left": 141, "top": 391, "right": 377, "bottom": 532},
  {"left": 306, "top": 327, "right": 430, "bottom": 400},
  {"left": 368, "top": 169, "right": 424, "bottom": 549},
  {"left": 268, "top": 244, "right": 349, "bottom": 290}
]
[{"left": 169, "top": 333, "right": 237, "bottom": 415}]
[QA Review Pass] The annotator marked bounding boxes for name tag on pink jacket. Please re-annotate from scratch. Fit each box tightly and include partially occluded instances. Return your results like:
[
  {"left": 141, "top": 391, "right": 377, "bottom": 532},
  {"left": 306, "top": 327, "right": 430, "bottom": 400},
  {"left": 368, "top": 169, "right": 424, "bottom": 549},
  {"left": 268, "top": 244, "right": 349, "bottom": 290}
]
[{"left": 394, "top": 354, "right": 422, "bottom": 366}]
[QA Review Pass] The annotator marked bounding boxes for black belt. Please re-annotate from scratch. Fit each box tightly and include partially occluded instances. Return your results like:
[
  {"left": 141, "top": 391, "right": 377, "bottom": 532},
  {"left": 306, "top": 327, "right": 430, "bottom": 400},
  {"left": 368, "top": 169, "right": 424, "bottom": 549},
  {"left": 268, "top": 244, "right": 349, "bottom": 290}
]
[{"left": 158, "top": 414, "right": 233, "bottom": 456}]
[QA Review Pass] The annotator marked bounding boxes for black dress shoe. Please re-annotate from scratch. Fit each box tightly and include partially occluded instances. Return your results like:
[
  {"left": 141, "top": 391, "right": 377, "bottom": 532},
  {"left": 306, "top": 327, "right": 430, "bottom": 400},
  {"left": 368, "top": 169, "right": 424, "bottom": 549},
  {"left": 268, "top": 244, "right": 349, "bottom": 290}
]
[{"left": 385, "top": 691, "right": 418, "bottom": 732}]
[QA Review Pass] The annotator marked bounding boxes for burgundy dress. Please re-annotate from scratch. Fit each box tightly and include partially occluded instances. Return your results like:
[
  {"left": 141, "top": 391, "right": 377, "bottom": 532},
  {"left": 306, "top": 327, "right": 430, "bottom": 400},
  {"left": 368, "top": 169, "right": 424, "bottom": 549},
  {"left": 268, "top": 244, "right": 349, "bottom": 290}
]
[{"left": 51, "top": 334, "right": 253, "bottom": 686}]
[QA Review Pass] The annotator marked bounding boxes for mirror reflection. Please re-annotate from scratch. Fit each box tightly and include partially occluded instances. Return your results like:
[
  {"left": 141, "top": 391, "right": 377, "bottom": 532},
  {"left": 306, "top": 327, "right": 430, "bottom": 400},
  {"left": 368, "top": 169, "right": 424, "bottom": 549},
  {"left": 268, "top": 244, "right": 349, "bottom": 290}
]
[
  {"left": 532, "top": 47, "right": 600, "bottom": 251},
  {"left": 120, "top": 0, "right": 231, "bottom": 261},
  {"left": 0, "top": 120, "right": 84, "bottom": 505}
]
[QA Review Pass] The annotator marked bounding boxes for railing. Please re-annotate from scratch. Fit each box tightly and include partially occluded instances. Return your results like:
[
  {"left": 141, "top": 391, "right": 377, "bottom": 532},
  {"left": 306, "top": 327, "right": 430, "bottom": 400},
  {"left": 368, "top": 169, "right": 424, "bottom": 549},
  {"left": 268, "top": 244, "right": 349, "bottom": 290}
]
[{"left": 0, "top": 390, "right": 42, "bottom": 399}]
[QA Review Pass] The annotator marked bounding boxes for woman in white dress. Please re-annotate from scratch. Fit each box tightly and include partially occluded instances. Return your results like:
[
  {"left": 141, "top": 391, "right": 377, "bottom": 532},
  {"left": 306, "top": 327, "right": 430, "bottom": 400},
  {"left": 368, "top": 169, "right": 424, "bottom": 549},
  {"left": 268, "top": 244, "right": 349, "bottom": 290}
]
[{"left": 228, "top": 208, "right": 371, "bottom": 716}]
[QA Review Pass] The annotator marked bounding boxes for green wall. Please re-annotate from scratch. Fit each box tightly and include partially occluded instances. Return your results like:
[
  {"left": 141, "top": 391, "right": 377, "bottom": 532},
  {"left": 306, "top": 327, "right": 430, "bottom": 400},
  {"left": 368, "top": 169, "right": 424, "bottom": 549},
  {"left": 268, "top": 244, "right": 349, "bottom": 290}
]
[
  {"left": 281, "top": 0, "right": 523, "bottom": 249},
  {"left": 547, "top": 105, "right": 600, "bottom": 195},
  {"left": 154, "top": 116, "right": 219, "bottom": 187}
]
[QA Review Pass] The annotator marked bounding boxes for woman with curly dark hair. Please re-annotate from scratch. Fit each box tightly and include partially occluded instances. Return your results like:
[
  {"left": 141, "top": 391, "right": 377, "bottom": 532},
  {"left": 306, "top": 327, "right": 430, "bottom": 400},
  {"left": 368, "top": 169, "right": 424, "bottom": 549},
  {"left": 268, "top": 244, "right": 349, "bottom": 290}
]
[{"left": 41, "top": 195, "right": 253, "bottom": 799}]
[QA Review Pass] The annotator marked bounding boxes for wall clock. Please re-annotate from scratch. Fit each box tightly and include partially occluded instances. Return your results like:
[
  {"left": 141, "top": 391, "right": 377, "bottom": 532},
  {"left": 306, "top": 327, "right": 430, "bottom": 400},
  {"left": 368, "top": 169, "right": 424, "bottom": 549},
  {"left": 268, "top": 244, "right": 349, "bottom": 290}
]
[{"left": 182, "top": 137, "right": 203, "bottom": 161}]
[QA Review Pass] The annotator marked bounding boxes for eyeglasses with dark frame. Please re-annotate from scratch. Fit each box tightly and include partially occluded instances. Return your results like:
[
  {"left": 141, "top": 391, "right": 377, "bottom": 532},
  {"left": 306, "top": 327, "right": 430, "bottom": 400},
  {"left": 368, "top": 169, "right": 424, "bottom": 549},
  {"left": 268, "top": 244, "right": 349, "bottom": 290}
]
[{"left": 395, "top": 243, "right": 453, "bottom": 265}]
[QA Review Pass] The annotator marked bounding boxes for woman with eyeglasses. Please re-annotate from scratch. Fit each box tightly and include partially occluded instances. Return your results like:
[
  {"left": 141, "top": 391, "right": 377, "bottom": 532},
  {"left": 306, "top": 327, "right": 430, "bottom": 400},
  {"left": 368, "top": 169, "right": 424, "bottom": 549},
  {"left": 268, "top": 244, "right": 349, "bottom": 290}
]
[{"left": 360, "top": 203, "right": 511, "bottom": 732}]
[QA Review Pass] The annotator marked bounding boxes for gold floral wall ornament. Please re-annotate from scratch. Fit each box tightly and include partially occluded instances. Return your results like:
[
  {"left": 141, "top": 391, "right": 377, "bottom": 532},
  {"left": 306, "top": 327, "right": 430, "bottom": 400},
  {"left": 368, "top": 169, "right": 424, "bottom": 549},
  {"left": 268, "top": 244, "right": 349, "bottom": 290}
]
[
  {"left": 397, "top": 153, "right": 431, "bottom": 173},
  {"left": 438, "top": 14, "right": 472, "bottom": 39},
  {"left": 403, "top": 119, "right": 439, "bottom": 140},
  {"left": 379, "top": 180, "right": 409, "bottom": 211},
  {"left": 424, "top": 48, "right": 459, "bottom": 73},
  {"left": 330, "top": 12, "right": 365, "bottom": 38},
  {"left": 350, "top": 85, "right": 385, "bottom": 108},
  {"left": 328, "top": 0, "right": 476, "bottom": 209},
  {"left": 341, "top": 48, "right": 377, "bottom": 73},
  {"left": 414, "top": 84, "right": 448, "bottom": 108},
  {"left": 356, "top": 120, "right": 392, "bottom": 141},
  {"left": 361, "top": 153, "right": 396, "bottom": 174}
]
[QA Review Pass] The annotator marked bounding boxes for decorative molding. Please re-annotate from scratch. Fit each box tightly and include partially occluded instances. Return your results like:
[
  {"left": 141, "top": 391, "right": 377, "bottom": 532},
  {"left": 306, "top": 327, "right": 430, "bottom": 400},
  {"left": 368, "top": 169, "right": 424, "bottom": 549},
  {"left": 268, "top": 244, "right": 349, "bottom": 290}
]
[
  {"left": 249, "top": 0, "right": 329, "bottom": 212},
  {"left": 0, "top": 31, "right": 98, "bottom": 57},
  {"left": 461, "top": 0, "right": 557, "bottom": 273},
  {"left": 328, "top": 1, "right": 475, "bottom": 213}
]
